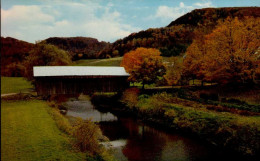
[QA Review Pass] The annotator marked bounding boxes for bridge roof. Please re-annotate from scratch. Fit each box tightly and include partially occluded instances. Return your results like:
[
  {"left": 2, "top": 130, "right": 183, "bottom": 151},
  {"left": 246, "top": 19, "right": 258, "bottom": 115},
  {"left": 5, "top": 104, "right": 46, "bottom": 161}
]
[{"left": 33, "top": 66, "right": 130, "bottom": 77}]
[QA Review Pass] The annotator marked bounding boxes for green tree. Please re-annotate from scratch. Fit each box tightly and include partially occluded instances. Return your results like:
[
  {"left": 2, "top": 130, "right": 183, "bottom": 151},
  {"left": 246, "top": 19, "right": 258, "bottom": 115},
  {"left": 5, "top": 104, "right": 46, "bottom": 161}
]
[
  {"left": 24, "top": 43, "right": 72, "bottom": 80},
  {"left": 121, "top": 47, "right": 166, "bottom": 89}
]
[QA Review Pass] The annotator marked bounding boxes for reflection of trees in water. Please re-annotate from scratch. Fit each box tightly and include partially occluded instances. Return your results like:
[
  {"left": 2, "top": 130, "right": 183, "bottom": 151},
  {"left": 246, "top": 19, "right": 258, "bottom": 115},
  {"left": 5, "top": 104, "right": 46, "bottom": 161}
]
[
  {"left": 65, "top": 100, "right": 117, "bottom": 122},
  {"left": 99, "top": 120, "right": 130, "bottom": 141},
  {"left": 65, "top": 100, "right": 94, "bottom": 112},
  {"left": 121, "top": 119, "right": 167, "bottom": 161}
]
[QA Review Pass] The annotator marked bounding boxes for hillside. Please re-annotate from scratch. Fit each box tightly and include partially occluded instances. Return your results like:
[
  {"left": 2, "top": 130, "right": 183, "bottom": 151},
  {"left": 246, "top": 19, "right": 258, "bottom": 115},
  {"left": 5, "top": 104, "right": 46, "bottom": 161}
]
[
  {"left": 98, "top": 7, "right": 260, "bottom": 58},
  {"left": 44, "top": 37, "right": 110, "bottom": 60},
  {"left": 1, "top": 37, "right": 34, "bottom": 76},
  {"left": 167, "top": 7, "right": 260, "bottom": 27}
]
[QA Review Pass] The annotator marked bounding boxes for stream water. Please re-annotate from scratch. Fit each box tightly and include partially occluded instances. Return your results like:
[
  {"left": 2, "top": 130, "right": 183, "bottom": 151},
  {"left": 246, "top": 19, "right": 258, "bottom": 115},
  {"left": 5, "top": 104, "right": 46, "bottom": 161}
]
[{"left": 65, "top": 99, "right": 247, "bottom": 161}]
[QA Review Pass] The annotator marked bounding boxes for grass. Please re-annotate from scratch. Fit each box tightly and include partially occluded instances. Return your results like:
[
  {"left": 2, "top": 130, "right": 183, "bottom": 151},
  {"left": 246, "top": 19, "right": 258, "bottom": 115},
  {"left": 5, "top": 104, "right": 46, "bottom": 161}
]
[
  {"left": 74, "top": 56, "right": 174, "bottom": 67},
  {"left": 1, "top": 77, "right": 33, "bottom": 94},
  {"left": 74, "top": 57, "right": 123, "bottom": 66},
  {"left": 1, "top": 100, "right": 85, "bottom": 161}
]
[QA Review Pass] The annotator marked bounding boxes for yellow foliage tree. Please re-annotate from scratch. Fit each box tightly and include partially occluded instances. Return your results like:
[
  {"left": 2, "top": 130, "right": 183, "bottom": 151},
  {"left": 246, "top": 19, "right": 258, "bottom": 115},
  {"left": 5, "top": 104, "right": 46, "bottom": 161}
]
[
  {"left": 165, "top": 57, "right": 184, "bottom": 86},
  {"left": 183, "top": 17, "right": 260, "bottom": 84},
  {"left": 121, "top": 47, "right": 166, "bottom": 89}
]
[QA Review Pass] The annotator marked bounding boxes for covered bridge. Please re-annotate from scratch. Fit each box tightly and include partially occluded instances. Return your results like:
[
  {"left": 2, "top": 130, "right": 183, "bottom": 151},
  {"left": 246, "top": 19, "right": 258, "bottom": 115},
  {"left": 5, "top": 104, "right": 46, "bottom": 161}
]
[{"left": 33, "top": 66, "right": 130, "bottom": 95}]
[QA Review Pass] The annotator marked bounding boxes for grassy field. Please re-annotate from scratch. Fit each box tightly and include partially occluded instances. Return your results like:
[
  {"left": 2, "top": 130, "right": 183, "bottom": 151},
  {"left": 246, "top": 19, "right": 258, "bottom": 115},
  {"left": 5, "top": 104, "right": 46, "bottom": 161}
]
[
  {"left": 1, "top": 100, "right": 85, "bottom": 161},
  {"left": 1, "top": 77, "right": 33, "bottom": 94},
  {"left": 74, "top": 57, "right": 123, "bottom": 66},
  {"left": 74, "top": 56, "right": 174, "bottom": 67}
]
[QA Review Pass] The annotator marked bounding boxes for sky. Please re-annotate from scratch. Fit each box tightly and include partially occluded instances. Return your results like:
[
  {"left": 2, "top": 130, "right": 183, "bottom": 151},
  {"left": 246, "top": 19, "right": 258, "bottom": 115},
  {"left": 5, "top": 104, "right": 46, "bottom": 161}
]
[{"left": 1, "top": 0, "right": 260, "bottom": 43}]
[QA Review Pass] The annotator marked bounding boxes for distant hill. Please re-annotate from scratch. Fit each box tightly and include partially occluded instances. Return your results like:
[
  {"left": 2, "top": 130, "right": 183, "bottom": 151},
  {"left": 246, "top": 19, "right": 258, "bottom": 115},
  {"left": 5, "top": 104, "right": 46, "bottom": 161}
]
[
  {"left": 1, "top": 37, "right": 34, "bottom": 76},
  {"left": 167, "top": 7, "right": 260, "bottom": 27},
  {"left": 98, "top": 7, "right": 260, "bottom": 58},
  {"left": 44, "top": 37, "right": 110, "bottom": 60}
]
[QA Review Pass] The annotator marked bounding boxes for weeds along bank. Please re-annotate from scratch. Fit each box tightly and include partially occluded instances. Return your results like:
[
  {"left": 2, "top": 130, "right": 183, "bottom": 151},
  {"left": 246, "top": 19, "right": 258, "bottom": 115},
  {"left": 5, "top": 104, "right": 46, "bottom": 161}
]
[
  {"left": 119, "top": 88, "right": 260, "bottom": 157},
  {"left": 47, "top": 98, "right": 115, "bottom": 161}
]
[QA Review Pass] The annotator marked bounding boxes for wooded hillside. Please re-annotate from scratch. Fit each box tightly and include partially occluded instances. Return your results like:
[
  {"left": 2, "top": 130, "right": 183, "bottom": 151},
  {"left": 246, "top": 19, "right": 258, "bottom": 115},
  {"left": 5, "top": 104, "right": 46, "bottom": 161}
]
[
  {"left": 45, "top": 37, "right": 109, "bottom": 60},
  {"left": 98, "top": 7, "right": 260, "bottom": 58},
  {"left": 1, "top": 37, "right": 34, "bottom": 76}
]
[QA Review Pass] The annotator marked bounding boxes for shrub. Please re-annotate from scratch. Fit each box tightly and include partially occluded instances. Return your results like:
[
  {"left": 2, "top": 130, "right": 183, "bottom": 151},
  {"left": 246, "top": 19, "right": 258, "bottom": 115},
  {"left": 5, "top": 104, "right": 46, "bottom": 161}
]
[
  {"left": 72, "top": 118, "right": 102, "bottom": 154},
  {"left": 136, "top": 92, "right": 173, "bottom": 117},
  {"left": 121, "top": 87, "right": 140, "bottom": 108},
  {"left": 164, "top": 109, "right": 177, "bottom": 121}
]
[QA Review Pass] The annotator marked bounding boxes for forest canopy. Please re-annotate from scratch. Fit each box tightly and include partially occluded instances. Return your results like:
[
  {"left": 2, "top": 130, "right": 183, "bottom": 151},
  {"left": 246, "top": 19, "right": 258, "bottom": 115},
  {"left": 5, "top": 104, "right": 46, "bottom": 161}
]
[{"left": 183, "top": 17, "right": 260, "bottom": 84}]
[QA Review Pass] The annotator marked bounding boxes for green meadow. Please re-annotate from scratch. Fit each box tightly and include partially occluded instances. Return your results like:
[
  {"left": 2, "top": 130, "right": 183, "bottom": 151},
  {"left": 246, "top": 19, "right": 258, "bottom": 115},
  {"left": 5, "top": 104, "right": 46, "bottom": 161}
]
[
  {"left": 1, "top": 100, "right": 85, "bottom": 161},
  {"left": 1, "top": 77, "right": 33, "bottom": 94},
  {"left": 74, "top": 57, "right": 123, "bottom": 66}
]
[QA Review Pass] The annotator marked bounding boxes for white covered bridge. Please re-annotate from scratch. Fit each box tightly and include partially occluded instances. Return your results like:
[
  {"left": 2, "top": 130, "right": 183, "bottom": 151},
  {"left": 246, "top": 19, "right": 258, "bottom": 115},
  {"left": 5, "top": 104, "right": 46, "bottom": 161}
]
[{"left": 33, "top": 66, "right": 130, "bottom": 95}]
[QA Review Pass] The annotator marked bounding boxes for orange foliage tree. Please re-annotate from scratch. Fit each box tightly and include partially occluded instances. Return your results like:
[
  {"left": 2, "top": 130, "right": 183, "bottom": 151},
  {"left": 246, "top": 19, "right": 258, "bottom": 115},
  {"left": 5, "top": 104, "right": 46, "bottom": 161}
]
[
  {"left": 165, "top": 57, "right": 184, "bottom": 86},
  {"left": 121, "top": 47, "right": 166, "bottom": 89},
  {"left": 183, "top": 17, "right": 260, "bottom": 84}
]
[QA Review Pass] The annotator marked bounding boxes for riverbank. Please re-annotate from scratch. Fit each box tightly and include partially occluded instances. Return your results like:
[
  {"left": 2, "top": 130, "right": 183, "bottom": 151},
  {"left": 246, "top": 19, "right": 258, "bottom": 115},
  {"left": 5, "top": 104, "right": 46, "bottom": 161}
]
[
  {"left": 1, "top": 77, "right": 116, "bottom": 161},
  {"left": 91, "top": 89, "right": 260, "bottom": 159},
  {"left": 1, "top": 100, "right": 85, "bottom": 161}
]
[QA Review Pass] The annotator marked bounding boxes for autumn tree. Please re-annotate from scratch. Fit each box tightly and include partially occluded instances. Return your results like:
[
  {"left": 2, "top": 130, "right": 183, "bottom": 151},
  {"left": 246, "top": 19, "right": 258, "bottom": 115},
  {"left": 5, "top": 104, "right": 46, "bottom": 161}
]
[
  {"left": 165, "top": 57, "right": 184, "bottom": 86},
  {"left": 183, "top": 17, "right": 260, "bottom": 84},
  {"left": 24, "top": 43, "right": 72, "bottom": 80},
  {"left": 121, "top": 47, "right": 166, "bottom": 89},
  {"left": 182, "top": 32, "right": 208, "bottom": 85}
]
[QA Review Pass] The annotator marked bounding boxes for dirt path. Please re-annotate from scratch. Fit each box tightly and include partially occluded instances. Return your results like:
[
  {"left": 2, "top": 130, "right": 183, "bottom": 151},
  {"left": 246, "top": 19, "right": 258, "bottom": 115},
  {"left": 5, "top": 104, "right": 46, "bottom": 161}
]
[{"left": 1, "top": 93, "right": 18, "bottom": 98}]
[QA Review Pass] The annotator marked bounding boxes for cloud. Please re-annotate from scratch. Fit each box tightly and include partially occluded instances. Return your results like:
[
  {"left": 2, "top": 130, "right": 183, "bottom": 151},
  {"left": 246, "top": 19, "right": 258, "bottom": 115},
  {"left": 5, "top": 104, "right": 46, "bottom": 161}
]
[
  {"left": 154, "top": 3, "right": 193, "bottom": 21},
  {"left": 153, "top": 1, "right": 214, "bottom": 25},
  {"left": 1, "top": 2, "right": 140, "bottom": 43},
  {"left": 2, "top": 5, "right": 55, "bottom": 25},
  {"left": 194, "top": 1, "right": 213, "bottom": 8}
]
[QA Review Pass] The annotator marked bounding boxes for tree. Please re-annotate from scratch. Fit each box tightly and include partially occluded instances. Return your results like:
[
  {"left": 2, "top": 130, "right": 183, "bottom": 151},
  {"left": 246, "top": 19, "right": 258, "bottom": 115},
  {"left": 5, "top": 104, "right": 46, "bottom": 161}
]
[
  {"left": 183, "top": 17, "right": 260, "bottom": 84},
  {"left": 182, "top": 32, "right": 207, "bottom": 85},
  {"left": 24, "top": 43, "right": 72, "bottom": 80},
  {"left": 121, "top": 47, "right": 166, "bottom": 89},
  {"left": 165, "top": 57, "right": 184, "bottom": 86}
]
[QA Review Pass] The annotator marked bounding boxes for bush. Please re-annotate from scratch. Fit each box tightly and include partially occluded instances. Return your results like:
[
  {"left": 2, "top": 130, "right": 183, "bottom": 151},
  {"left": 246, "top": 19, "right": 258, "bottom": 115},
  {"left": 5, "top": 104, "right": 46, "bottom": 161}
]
[
  {"left": 72, "top": 118, "right": 102, "bottom": 154},
  {"left": 121, "top": 87, "right": 140, "bottom": 108},
  {"left": 136, "top": 92, "right": 173, "bottom": 117}
]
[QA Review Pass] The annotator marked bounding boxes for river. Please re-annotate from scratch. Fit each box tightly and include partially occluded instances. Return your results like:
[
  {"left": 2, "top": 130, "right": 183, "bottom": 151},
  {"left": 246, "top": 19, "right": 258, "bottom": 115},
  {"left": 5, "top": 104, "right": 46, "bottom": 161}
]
[{"left": 64, "top": 98, "right": 247, "bottom": 161}]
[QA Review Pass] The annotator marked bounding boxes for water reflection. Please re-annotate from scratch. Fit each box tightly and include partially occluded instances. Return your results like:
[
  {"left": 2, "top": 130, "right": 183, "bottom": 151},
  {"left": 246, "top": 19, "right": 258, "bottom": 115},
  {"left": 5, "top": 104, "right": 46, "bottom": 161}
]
[
  {"left": 65, "top": 100, "right": 117, "bottom": 122},
  {"left": 99, "top": 118, "right": 212, "bottom": 161}
]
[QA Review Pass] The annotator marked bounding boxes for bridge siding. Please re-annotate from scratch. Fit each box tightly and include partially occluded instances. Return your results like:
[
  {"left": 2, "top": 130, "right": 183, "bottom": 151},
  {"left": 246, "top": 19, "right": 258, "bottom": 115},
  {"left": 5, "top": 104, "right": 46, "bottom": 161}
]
[{"left": 35, "top": 76, "right": 129, "bottom": 95}]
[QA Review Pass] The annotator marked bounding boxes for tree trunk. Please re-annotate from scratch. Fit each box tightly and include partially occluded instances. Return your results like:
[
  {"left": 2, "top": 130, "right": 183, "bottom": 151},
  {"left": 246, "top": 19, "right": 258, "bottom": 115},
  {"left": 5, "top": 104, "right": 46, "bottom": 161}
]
[
  {"left": 252, "top": 72, "right": 257, "bottom": 84},
  {"left": 142, "top": 82, "right": 145, "bottom": 90}
]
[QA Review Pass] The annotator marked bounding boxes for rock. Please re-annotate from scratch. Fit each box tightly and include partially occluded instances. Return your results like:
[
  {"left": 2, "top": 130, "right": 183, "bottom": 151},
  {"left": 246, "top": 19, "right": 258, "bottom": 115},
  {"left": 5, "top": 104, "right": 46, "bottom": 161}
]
[{"left": 60, "top": 110, "right": 67, "bottom": 115}]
